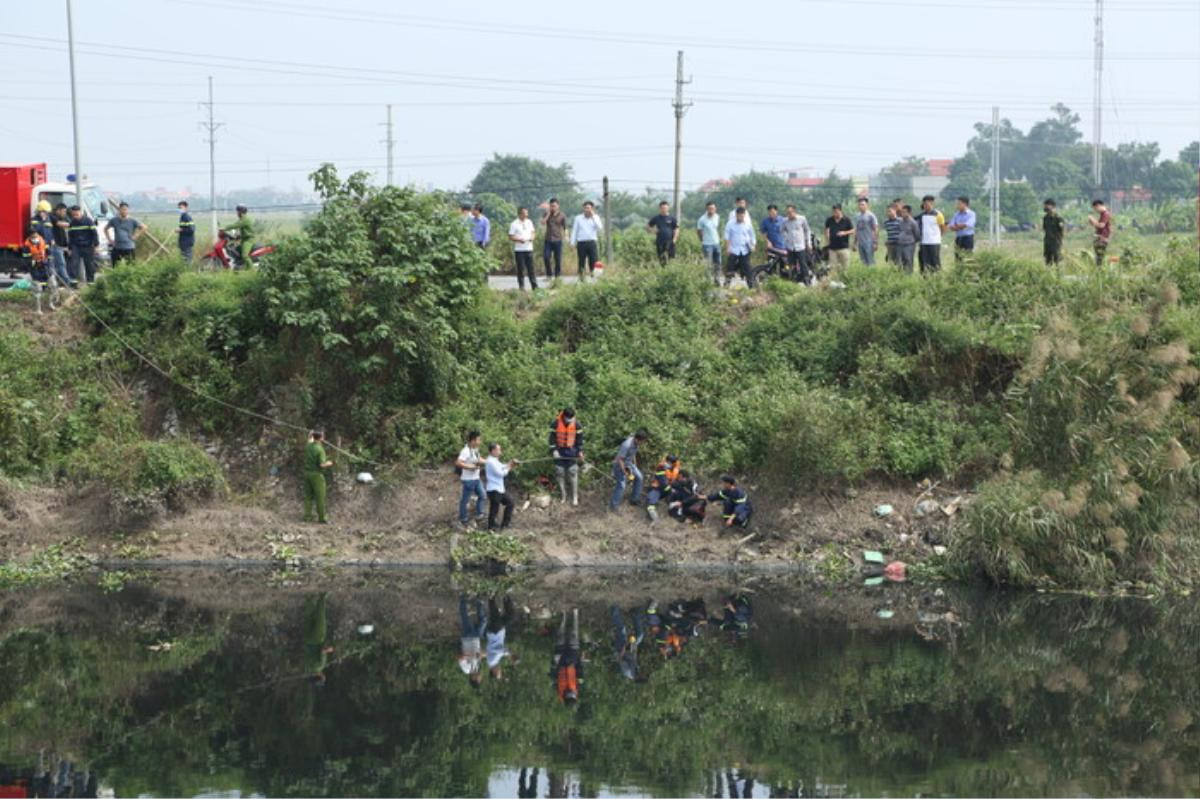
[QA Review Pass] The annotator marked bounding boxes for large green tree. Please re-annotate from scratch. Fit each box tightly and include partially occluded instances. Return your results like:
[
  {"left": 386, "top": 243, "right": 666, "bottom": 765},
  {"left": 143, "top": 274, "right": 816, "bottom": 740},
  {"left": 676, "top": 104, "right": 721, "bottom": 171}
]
[
  {"left": 1029, "top": 156, "right": 1089, "bottom": 202},
  {"left": 467, "top": 154, "right": 584, "bottom": 217}
]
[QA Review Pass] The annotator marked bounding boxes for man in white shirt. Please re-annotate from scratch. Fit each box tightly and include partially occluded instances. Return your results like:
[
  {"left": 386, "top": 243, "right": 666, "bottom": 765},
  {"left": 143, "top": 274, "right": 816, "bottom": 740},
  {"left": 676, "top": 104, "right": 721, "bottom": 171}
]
[
  {"left": 508, "top": 206, "right": 537, "bottom": 291},
  {"left": 485, "top": 595, "right": 519, "bottom": 680},
  {"left": 484, "top": 442, "right": 520, "bottom": 530},
  {"left": 726, "top": 196, "right": 749, "bottom": 225},
  {"left": 917, "top": 194, "right": 945, "bottom": 274},
  {"left": 570, "top": 201, "right": 603, "bottom": 280},
  {"left": 782, "top": 204, "right": 813, "bottom": 283},
  {"left": 457, "top": 595, "right": 486, "bottom": 687},
  {"left": 455, "top": 430, "right": 486, "bottom": 526},
  {"left": 723, "top": 206, "right": 757, "bottom": 287},
  {"left": 696, "top": 201, "right": 722, "bottom": 285}
]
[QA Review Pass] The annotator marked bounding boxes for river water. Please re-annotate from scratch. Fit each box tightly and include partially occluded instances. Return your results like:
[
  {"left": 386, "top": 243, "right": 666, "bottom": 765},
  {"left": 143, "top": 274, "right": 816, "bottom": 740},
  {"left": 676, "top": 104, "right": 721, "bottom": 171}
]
[{"left": 0, "top": 568, "right": 1196, "bottom": 798}]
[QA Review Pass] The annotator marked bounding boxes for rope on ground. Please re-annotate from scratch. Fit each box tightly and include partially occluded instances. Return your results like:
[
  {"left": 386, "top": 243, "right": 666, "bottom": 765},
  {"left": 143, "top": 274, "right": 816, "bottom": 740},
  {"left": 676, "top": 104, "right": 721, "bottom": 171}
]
[{"left": 77, "top": 293, "right": 391, "bottom": 469}]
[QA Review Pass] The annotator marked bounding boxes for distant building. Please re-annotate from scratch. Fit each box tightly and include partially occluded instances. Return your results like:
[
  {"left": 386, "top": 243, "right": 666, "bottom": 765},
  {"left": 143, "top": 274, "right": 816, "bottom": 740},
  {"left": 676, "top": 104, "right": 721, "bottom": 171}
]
[{"left": 870, "top": 157, "right": 952, "bottom": 200}]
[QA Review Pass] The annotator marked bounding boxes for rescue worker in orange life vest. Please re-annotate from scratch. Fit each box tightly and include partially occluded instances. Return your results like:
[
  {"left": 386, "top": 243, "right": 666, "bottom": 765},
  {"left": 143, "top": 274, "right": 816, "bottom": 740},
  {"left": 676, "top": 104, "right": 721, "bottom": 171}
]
[
  {"left": 548, "top": 408, "right": 584, "bottom": 505},
  {"left": 644, "top": 455, "right": 681, "bottom": 524},
  {"left": 707, "top": 474, "right": 753, "bottom": 528}
]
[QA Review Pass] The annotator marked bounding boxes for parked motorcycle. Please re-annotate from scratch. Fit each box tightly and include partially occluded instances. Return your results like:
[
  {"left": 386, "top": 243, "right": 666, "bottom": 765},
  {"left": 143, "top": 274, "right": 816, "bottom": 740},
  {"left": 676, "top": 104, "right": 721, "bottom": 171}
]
[{"left": 198, "top": 229, "right": 275, "bottom": 271}]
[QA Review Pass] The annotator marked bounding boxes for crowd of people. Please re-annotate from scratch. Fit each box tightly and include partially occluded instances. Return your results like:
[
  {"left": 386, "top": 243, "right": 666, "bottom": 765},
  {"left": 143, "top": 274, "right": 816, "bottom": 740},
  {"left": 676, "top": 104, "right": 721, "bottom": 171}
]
[{"left": 456, "top": 591, "right": 753, "bottom": 705}]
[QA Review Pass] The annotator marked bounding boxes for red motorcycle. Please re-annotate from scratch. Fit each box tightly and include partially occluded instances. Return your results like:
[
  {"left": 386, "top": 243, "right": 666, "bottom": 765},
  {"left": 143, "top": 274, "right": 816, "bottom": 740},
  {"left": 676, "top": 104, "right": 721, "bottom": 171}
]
[{"left": 199, "top": 229, "right": 275, "bottom": 271}]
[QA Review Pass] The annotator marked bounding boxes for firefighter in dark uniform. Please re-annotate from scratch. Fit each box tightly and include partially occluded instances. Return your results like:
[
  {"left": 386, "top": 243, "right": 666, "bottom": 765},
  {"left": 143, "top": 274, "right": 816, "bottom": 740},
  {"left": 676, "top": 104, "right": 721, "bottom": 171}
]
[{"left": 707, "top": 474, "right": 753, "bottom": 529}]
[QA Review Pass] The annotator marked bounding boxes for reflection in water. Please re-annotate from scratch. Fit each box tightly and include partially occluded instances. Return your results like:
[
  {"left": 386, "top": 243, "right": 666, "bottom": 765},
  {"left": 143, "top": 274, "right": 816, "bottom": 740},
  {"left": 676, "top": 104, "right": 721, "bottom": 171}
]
[{"left": 0, "top": 571, "right": 1197, "bottom": 797}]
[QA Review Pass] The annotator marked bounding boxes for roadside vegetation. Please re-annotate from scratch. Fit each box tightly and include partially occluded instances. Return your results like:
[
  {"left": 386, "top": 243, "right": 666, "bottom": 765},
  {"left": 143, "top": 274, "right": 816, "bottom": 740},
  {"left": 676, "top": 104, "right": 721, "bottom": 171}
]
[{"left": 0, "top": 166, "right": 1195, "bottom": 591}]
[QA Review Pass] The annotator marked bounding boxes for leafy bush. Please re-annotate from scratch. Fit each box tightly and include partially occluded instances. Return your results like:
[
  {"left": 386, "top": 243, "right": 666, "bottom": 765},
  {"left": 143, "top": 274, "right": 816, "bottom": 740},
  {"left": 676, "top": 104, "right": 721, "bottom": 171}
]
[{"left": 73, "top": 439, "right": 226, "bottom": 521}]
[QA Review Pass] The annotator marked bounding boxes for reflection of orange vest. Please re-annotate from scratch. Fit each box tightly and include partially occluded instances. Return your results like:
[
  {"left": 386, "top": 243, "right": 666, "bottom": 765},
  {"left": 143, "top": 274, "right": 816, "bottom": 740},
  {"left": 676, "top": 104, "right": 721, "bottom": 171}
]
[
  {"left": 556, "top": 664, "right": 578, "bottom": 700},
  {"left": 555, "top": 415, "right": 578, "bottom": 449},
  {"left": 663, "top": 631, "right": 684, "bottom": 656}
]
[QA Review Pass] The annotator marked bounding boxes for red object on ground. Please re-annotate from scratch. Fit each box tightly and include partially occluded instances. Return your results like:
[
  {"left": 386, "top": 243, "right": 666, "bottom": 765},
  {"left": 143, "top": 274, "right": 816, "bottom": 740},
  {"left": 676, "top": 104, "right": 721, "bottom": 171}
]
[
  {"left": 884, "top": 561, "right": 907, "bottom": 582},
  {"left": 0, "top": 785, "right": 30, "bottom": 798},
  {"left": 0, "top": 162, "right": 47, "bottom": 253}
]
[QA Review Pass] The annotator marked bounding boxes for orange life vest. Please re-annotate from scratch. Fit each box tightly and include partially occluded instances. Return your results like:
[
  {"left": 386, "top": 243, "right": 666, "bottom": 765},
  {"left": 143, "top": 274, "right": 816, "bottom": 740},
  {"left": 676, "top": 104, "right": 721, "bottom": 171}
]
[
  {"left": 555, "top": 414, "right": 578, "bottom": 449},
  {"left": 24, "top": 234, "right": 47, "bottom": 263},
  {"left": 556, "top": 663, "right": 578, "bottom": 700}
]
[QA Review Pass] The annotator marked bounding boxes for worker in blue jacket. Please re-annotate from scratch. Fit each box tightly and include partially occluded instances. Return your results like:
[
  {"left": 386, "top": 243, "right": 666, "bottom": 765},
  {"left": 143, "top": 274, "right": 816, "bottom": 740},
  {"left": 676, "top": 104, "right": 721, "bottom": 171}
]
[
  {"left": 707, "top": 474, "right": 753, "bottom": 528},
  {"left": 66, "top": 205, "right": 99, "bottom": 284}
]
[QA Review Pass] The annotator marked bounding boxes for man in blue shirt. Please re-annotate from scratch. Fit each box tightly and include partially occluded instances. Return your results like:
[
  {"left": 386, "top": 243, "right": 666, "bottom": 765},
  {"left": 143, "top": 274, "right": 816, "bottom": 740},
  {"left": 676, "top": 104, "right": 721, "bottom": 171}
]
[
  {"left": 177, "top": 200, "right": 195, "bottom": 262},
  {"left": 470, "top": 203, "right": 490, "bottom": 249},
  {"left": 759, "top": 204, "right": 786, "bottom": 258},
  {"left": 948, "top": 196, "right": 976, "bottom": 261},
  {"left": 723, "top": 207, "right": 757, "bottom": 288}
]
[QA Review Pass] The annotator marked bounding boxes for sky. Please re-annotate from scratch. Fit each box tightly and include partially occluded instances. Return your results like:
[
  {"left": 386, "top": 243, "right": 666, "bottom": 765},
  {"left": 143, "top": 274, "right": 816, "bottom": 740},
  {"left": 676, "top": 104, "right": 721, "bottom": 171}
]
[{"left": 1, "top": 0, "right": 1197, "bottom": 201}]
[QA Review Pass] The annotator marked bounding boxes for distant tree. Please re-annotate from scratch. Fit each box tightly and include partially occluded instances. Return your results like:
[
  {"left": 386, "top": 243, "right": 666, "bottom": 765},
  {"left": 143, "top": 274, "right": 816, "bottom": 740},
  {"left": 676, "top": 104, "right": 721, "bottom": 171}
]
[
  {"left": 1103, "top": 141, "right": 1160, "bottom": 195},
  {"left": 967, "top": 117, "right": 1027, "bottom": 180},
  {"left": 810, "top": 170, "right": 856, "bottom": 209},
  {"left": 467, "top": 154, "right": 583, "bottom": 216},
  {"left": 1000, "top": 181, "right": 1039, "bottom": 226},
  {"left": 1178, "top": 141, "right": 1199, "bottom": 170},
  {"left": 875, "top": 156, "right": 929, "bottom": 200},
  {"left": 1029, "top": 156, "right": 1088, "bottom": 203},
  {"left": 1147, "top": 160, "right": 1195, "bottom": 200},
  {"left": 470, "top": 192, "right": 517, "bottom": 230},
  {"left": 941, "top": 154, "right": 987, "bottom": 205}
]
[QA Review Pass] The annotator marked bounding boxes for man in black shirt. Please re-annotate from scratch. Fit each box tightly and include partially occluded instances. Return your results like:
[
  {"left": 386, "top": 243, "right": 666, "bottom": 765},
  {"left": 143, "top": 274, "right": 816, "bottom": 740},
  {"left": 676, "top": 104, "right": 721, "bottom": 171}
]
[
  {"left": 824, "top": 204, "right": 853, "bottom": 269},
  {"left": 647, "top": 201, "right": 679, "bottom": 265}
]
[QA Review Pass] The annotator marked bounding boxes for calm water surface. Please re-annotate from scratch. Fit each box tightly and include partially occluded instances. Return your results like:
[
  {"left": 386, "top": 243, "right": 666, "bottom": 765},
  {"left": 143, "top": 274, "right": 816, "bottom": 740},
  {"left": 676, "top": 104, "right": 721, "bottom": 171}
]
[{"left": 0, "top": 568, "right": 1196, "bottom": 797}]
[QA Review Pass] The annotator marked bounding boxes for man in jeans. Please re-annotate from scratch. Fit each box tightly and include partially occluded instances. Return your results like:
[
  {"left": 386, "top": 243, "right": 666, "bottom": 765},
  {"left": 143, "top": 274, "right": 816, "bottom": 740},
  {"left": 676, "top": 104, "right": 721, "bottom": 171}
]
[
  {"left": 882, "top": 204, "right": 901, "bottom": 265},
  {"left": 106, "top": 202, "right": 147, "bottom": 266},
  {"left": 782, "top": 204, "right": 812, "bottom": 282},
  {"left": 66, "top": 205, "right": 99, "bottom": 284},
  {"left": 484, "top": 442, "right": 519, "bottom": 531},
  {"left": 541, "top": 197, "right": 567, "bottom": 279},
  {"left": 896, "top": 204, "right": 920, "bottom": 273},
  {"left": 49, "top": 203, "right": 73, "bottom": 288},
  {"left": 610, "top": 429, "right": 648, "bottom": 511},
  {"left": 508, "top": 206, "right": 537, "bottom": 290},
  {"left": 1087, "top": 199, "right": 1112, "bottom": 265},
  {"left": 570, "top": 201, "right": 602, "bottom": 280},
  {"left": 455, "top": 430, "right": 486, "bottom": 526},
  {"left": 696, "top": 201, "right": 722, "bottom": 285},
  {"left": 948, "top": 196, "right": 976, "bottom": 261},
  {"left": 723, "top": 207, "right": 757, "bottom": 287},
  {"left": 853, "top": 197, "right": 878, "bottom": 265},
  {"left": 647, "top": 201, "right": 679, "bottom": 264},
  {"left": 457, "top": 595, "right": 487, "bottom": 687}
]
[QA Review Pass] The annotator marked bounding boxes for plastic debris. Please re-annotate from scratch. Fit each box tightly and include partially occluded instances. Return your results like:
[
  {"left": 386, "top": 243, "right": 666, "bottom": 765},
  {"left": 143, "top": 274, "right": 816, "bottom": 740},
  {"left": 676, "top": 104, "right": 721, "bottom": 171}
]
[
  {"left": 875, "top": 609, "right": 895, "bottom": 619},
  {"left": 933, "top": 545, "right": 948, "bottom": 556},
  {"left": 355, "top": 472, "right": 374, "bottom": 484},
  {"left": 862, "top": 550, "right": 886, "bottom": 564},
  {"left": 914, "top": 498, "right": 939, "bottom": 517},
  {"left": 884, "top": 561, "right": 907, "bottom": 582},
  {"left": 357, "top": 624, "right": 375, "bottom": 635},
  {"left": 533, "top": 494, "right": 552, "bottom": 509},
  {"left": 864, "top": 576, "right": 885, "bottom": 586},
  {"left": 942, "top": 496, "right": 963, "bottom": 516},
  {"left": 873, "top": 504, "right": 894, "bottom": 518}
]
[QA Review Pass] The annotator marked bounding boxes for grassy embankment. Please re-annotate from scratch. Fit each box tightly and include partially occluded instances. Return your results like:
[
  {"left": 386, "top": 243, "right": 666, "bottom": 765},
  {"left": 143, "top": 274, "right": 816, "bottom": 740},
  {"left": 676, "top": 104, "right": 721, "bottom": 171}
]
[{"left": 0, "top": 176, "right": 1196, "bottom": 590}]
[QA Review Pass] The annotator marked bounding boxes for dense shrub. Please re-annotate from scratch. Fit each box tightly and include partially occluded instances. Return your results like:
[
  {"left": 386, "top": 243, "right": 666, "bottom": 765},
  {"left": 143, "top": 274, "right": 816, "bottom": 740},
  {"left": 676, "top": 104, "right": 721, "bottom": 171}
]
[{"left": 73, "top": 439, "right": 225, "bottom": 522}]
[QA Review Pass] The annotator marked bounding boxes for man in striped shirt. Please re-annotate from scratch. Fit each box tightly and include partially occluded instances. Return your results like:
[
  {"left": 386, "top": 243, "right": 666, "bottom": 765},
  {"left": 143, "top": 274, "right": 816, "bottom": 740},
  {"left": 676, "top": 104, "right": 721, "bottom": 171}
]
[{"left": 882, "top": 204, "right": 902, "bottom": 265}]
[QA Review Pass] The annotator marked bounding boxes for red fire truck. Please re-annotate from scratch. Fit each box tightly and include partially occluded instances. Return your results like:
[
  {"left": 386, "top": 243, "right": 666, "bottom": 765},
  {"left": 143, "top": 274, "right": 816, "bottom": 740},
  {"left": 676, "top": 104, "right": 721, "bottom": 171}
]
[{"left": 0, "top": 162, "right": 113, "bottom": 274}]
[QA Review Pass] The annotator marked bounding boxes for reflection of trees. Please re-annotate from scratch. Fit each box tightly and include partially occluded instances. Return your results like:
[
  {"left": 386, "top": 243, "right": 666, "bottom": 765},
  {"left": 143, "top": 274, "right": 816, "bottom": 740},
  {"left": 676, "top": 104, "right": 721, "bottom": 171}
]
[{"left": 0, "top": 588, "right": 1196, "bottom": 797}]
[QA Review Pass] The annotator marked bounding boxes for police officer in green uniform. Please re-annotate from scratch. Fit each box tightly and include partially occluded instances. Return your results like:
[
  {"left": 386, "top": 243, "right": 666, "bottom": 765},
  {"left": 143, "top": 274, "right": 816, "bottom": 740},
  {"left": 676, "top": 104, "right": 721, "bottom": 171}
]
[
  {"left": 303, "top": 429, "right": 334, "bottom": 523},
  {"left": 226, "top": 204, "right": 256, "bottom": 268}
]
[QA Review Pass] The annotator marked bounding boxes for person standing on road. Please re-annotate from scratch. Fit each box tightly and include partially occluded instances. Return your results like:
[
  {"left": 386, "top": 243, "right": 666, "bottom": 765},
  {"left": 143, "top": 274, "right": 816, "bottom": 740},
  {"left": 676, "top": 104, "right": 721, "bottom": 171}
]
[
  {"left": 1042, "top": 198, "right": 1065, "bottom": 265},
  {"left": 508, "top": 206, "right": 538, "bottom": 291},
  {"left": 66, "top": 205, "right": 99, "bottom": 285},
  {"left": 455, "top": 430, "right": 487, "bottom": 527},
  {"left": 882, "top": 204, "right": 901, "bottom": 265},
  {"left": 549, "top": 408, "right": 584, "bottom": 505},
  {"left": 303, "top": 428, "right": 334, "bottom": 524},
  {"left": 781, "top": 204, "right": 812, "bottom": 283},
  {"left": 916, "top": 195, "right": 945, "bottom": 274},
  {"left": 648, "top": 201, "right": 679, "bottom": 265},
  {"left": 105, "top": 202, "right": 146, "bottom": 266},
  {"left": 696, "top": 201, "right": 722, "bottom": 285},
  {"left": 1087, "top": 199, "right": 1112, "bottom": 266},
  {"left": 896, "top": 204, "right": 920, "bottom": 273},
  {"left": 49, "top": 203, "right": 73, "bottom": 288},
  {"left": 948, "top": 196, "right": 976, "bottom": 261},
  {"left": 541, "top": 198, "right": 567, "bottom": 279},
  {"left": 484, "top": 442, "right": 520, "bottom": 531},
  {"left": 570, "top": 201, "right": 602, "bottom": 280},
  {"left": 610, "top": 429, "right": 648, "bottom": 511},
  {"left": 825, "top": 204, "right": 853, "bottom": 269},
  {"left": 177, "top": 200, "right": 195, "bottom": 263},
  {"left": 470, "top": 204, "right": 490, "bottom": 250},
  {"left": 723, "top": 206, "right": 757, "bottom": 287},
  {"left": 760, "top": 204, "right": 786, "bottom": 258},
  {"left": 853, "top": 197, "right": 878, "bottom": 265}
]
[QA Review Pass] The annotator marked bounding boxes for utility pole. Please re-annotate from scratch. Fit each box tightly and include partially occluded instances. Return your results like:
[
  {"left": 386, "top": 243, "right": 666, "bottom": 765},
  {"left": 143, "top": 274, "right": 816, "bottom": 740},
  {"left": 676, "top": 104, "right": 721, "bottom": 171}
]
[
  {"left": 200, "top": 76, "right": 222, "bottom": 242},
  {"left": 383, "top": 104, "right": 395, "bottom": 186},
  {"left": 990, "top": 106, "right": 1000, "bottom": 246},
  {"left": 602, "top": 176, "right": 612, "bottom": 266},
  {"left": 65, "top": 0, "right": 83, "bottom": 213},
  {"left": 671, "top": 50, "right": 692, "bottom": 214},
  {"left": 1091, "top": 0, "right": 1104, "bottom": 191}
]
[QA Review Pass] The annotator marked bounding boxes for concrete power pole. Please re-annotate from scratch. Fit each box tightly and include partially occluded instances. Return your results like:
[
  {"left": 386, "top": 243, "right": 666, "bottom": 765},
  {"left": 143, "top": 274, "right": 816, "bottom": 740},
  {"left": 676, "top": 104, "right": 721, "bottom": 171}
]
[
  {"left": 65, "top": 0, "right": 83, "bottom": 213},
  {"left": 991, "top": 106, "right": 1000, "bottom": 246},
  {"left": 671, "top": 50, "right": 692, "bottom": 214},
  {"left": 1091, "top": 0, "right": 1104, "bottom": 191},
  {"left": 602, "top": 176, "right": 612, "bottom": 266},
  {"left": 201, "top": 76, "right": 222, "bottom": 242},
  {"left": 384, "top": 104, "right": 395, "bottom": 186}
]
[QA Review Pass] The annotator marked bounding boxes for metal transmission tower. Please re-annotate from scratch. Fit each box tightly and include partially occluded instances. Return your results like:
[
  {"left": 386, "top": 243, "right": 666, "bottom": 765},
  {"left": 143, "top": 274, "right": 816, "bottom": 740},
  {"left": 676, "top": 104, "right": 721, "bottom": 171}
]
[
  {"left": 671, "top": 50, "right": 692, "bottom": 214},
  {"left": 1091, "top": 0, "right": 1104, "bottom": 191},
  {"left": 200, "top": 76, "right": 223, "bottom": 241}
]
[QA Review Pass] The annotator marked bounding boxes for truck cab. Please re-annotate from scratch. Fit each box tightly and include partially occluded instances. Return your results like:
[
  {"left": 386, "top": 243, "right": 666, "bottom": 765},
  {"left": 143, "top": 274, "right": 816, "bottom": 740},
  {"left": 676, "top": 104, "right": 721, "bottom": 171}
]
[{"left": 0, "top": 162, "right": 113, "bottom": 274}]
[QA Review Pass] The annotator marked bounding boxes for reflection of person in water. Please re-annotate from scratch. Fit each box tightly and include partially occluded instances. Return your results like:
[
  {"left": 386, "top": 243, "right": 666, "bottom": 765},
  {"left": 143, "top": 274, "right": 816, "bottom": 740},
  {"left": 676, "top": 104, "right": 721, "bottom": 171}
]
[
  {"left": 549, "top": 609, "right": 583, "bottom": 707},
  {"left": 486, "top": 595, "right": 519, "bottom": 680},
  {"left": 518, "top": 767, "right": 539, "bottom": 798},
  {"left": 711, "top": 592, "right": 754, "bottom": 637},
  {"left": 726, "top": 769, "right": 755, "bottom": 798},
  {"left": 304, "top": 592, "right": 334, "bottom": 685},
  {"left": 458, "top": 595, "right": 487, "bottom": 687},
  {"left": 610, "top": 604, "right": 645, "bottom": 681}
]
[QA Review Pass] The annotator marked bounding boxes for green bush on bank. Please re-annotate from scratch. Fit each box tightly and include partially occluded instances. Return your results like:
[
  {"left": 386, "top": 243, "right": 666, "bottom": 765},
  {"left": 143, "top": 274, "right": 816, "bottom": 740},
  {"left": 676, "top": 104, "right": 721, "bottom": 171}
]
[{"left": 13, "top": 169, "right": 1194, "bottom": 588}]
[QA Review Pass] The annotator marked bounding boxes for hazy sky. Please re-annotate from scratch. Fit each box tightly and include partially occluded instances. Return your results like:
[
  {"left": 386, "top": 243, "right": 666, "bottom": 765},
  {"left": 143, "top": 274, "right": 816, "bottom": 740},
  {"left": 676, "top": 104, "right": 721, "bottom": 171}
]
[{"left": 2, "top": 0, "right": 1197, "bottom": 200}]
